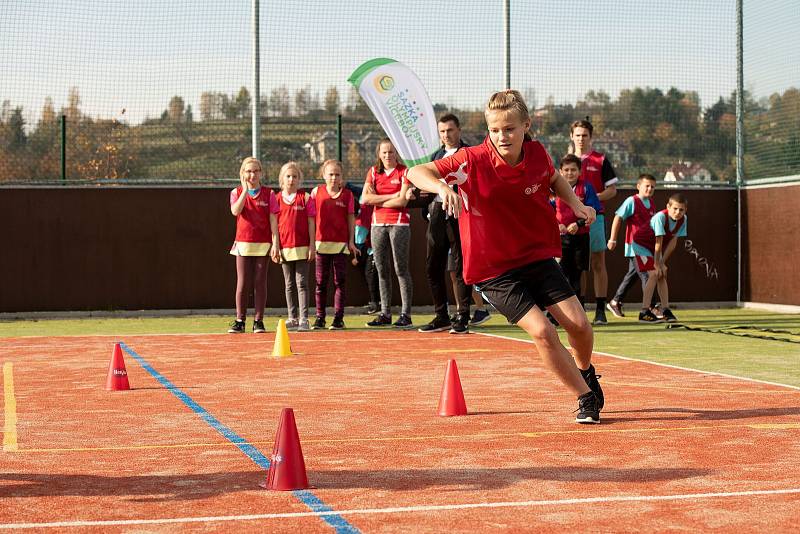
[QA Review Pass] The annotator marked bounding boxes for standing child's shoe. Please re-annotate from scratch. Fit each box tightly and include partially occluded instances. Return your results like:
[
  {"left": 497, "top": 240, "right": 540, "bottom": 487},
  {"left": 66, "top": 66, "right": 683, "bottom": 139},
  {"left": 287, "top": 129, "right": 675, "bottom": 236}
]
[
  {"left": 329, "top": 317, "right": 345, "bottom": 330},
  {"left": 661, "top": 308, "right": 678, "bottom": 322},
  {"left": 312, "top": 317, "right": 326, "bottom": 330},
  {"left": 592, "top": 306, "right": 608, "bottom": 325},
  {"left": 393, "top": 314, "right": 413, "bottom": 329},
  {"left": 284, "top": 318, "right": 299, "bottom": 330},
  {"left": 606, "top": 299, "right": 624, "bottom": 318},
  {"left": 638, "top": 309, "right": 663, "bottom": 323},
  {"left": 575, "top": 391, "right": 601, "bottom": 424},
  {"left": 252, "top": 319, "right": 267, "bottom": 334},
  {"left": 297, "top": 318, "right": 311, "bottom": 331},
  {"left": 470, "top": 309, "right": 491, "bottom": 326},
  {"left": 227, "top": 319, "right": 245, "bottom": 334},
  {"left": 366, "top": 314, "right": 392, "bottom": 327}
]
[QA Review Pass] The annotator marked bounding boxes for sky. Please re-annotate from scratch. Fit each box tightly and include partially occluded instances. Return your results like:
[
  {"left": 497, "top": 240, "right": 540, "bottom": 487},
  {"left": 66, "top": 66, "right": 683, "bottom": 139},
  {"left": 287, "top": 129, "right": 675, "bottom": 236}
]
[{"left": 1, "top": 0, "right": 797, "bottom": 127}]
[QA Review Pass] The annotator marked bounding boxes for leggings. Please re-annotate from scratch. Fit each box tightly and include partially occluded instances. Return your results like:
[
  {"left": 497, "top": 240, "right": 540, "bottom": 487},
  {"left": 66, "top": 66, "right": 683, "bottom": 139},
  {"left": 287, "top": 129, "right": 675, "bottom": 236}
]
[
  {"left": 315, "top": 253, "right": 347, "bottom": 319},
  {"left": 235, "top": 255, "right": 268, "bottom": 320},
  {"left": 355, "top": 242, "right": 380, "bottom": 305},
  {"left": 371, "top": 225, "right": 413, "bottom": 316},
  {"left": 281, "top": 260, "right": 310, "bottom": 321}
]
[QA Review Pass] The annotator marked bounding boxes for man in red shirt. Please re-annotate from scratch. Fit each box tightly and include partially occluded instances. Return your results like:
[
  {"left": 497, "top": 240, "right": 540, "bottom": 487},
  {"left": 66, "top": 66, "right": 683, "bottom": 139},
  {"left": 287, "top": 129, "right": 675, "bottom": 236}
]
[{"left": 407, "top": 90, "right": 604, "bottom": 424}]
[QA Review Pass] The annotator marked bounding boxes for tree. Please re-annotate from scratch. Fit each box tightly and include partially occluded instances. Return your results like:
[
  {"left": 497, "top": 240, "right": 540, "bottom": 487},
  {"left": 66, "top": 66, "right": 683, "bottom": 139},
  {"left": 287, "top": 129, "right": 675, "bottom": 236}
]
[
  {"left": 184, "top": 104, "right": 193, "bottom": 123},
  {"left": 7, "top": 107, "right": 27, "bottom": 149},
  {"left": 235, "top": 86, "right": 251, "bottom": 118},
  {"left": 66, "top": 87, "right": 81, "bottom": 121},
  {"left": 269, "top": 86, "right": 290, "bottom": 117},
  {"left": 325, "top": 86, "right": 340, "bottom": 115},
  {"left": 295, "top": 87, "right": 310, "bottom": 116},
  {"left": 40, "top": 97, "right": 56, "bottom": 125},
  {"left": 199, "top": 92, "right": 216, "bottom": 120},
  {"left": 168, "top": 96, "right": 185, "bottom": 122},
  {"left": 347, "top": 142, "right": 362, "bottom": 177}
]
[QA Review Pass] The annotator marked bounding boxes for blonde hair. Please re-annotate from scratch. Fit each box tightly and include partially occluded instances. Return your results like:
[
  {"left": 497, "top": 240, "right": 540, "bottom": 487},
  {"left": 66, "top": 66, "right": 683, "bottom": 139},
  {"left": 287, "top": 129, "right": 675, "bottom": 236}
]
[
  {"left": 278, "top": 161, "right": 303, "bottom": 188},
  {"left": 484, "top": 90, "right": 530, "bottom": 122},
  {"left": 319, "top": 159, "right": 343, "bottom": 179},
  {"left": 239, "top": 156, "right": 262, "bottom": 177},
  {"left": 374, "top": 138, "right": 404, "bottom": 174}
]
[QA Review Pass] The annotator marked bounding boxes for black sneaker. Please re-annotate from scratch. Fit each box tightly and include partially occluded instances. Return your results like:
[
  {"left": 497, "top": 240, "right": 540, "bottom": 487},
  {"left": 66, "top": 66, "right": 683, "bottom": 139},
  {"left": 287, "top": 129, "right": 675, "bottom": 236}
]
[
  {"left": 580, "top": 364, "right": 604, "bottom": 410},
  {"left": 419, "top": 315, "right": 451, "bottom": 333},
  {"left": 592, "top": 307, "right": 608, "bottom": 325},
  {"left": 470, "top": 309, "right": 491, "bottom": 326},
  {"left": 227, "top": 319, "right": 245, "bottom": 334},
  {"left": 329, "top": 317, "right": 345, "bottom": 330},
  {"left": 366, "top": 314, "right": 392, "bottom": 327},
  {"left": 393, "top": 314, "right": 413, "bottom": 329},
  {"left": 449, "top": 314, "right": 469, "bottom": 334},
  {"left": 606, "top": 300, "right": 624, "bottom": 318},
  {"left": 252, "top": 319, "right": 266, "bottom": 334},
  {"left": 575, "top": 391, "right": 601, "bottom": 424},
  {"left": 638, "top": 309, "right": 663, "bottom": 323},
  {"left": 312, "top": 317, "right": 326, "bottom": 330},
  {"left": 661, "top": 308, "right": 678, "bottom": 322}
]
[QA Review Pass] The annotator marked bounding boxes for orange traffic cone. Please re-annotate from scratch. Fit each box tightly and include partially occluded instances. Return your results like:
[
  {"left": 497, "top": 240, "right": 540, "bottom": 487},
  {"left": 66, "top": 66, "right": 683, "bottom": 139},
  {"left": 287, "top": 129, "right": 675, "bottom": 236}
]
[
  {"left": 264, "top": 408, "right": 309, "bottom": 490},
  {"left": 106, "top": 343, "right": 130, "bottom": 391},
  {"left": 437, "top": 359, "right": 467, "bottom": 416}
]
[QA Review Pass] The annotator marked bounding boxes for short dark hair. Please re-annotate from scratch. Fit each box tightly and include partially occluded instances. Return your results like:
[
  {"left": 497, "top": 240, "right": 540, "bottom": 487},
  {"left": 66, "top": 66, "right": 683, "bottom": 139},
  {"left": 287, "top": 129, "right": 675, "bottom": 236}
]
[
  {"left": 570, "top": 118, "right": 593, "bottom": 136},
  {"left": 559, "top": 154, "right": 581, "bottom": 169},
  {"left": 637, "top": 173, "right": 657, "bottom": 183},
  {"left": 437, "top": 113, "right": 460, "bottom": 128},
  {"left": 669, "top": 193, "right": 688, "bottom": 206}
]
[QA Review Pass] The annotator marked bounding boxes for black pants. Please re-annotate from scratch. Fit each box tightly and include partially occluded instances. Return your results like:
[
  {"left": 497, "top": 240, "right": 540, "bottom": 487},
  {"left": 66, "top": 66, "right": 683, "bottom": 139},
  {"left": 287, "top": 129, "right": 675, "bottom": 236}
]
[
  {"left": 355, "top": 242, "right": 380, "bottom": 305},
  {"left": 560, "top": 233, "right": 590, "bottom": 298},
  {"left": 426, "top": 201, "right": 471, "bottom": 318},
  {"left": 613, "top": 257, "right": 656, "bottom": 306}
]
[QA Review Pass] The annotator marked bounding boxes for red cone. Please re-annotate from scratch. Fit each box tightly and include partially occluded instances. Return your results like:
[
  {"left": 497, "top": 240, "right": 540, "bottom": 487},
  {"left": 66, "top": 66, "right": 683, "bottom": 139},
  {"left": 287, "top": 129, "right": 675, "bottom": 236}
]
[
  {"left": 438, "top": 359, "right": 467, "bottom": 416},
  {"left": 105, "top": 343, "right": 130, "bottom": 391},
  {"left": 265, "top": 408, "right": 309, "bottom": 490}
]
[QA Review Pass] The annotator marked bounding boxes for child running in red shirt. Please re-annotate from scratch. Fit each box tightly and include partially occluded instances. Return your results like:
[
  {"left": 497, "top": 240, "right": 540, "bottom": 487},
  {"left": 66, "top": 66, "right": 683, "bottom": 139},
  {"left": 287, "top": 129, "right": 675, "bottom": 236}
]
[
  {"left": 228, "top": 157, "right": 274, "bottom": 334},
  {"left": 311, "top": 159, "right": 357, "bottom": 330},
  {"left": 407, "top": 90, "right": 604, "bottom": 423},
  {"left": 270, "top": 161, "right": 316, "bottom": 331}
]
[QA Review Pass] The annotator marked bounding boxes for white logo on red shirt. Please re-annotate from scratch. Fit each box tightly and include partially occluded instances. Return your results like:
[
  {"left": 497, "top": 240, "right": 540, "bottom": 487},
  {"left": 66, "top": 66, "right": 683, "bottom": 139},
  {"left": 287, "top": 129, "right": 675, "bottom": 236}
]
[
  {"left": 524, "top": 184, "right": 541, "bottom": 195},
  {"left": 587, "top": 165, "right": 599, "bottom": 172}
]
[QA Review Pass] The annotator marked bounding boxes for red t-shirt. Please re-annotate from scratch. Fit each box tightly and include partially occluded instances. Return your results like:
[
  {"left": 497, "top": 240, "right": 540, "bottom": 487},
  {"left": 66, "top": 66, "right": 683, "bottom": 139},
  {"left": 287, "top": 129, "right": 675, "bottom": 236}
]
[
  {"left": 270, "top": 190, "right": 315, "bottom": 249},
  {"left": 365, "top": 164, "right": 410, "bottom": 225},
  {"left": 229, "top": 187, "right": 273, "bottom": 242},
  {"left": 434, "top": 136, "right": 561, "bottom": 284},
  {"left": 311, "top": 185, "right": 354, "bottom": 249}
]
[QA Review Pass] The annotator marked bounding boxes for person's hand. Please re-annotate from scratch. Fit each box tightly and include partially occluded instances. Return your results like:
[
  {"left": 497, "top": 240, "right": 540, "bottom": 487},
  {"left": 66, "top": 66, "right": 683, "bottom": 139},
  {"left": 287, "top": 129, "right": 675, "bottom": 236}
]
[
  {"left": 657, "top": 262, "right": 668, "bottom": 279},
  {"left": 439, "top": 183, "right": 461, "bottom": 218},
  {"left": 348, "top": 241, "right": 359, "bottom": 258},
  {"left": 405, "top": 187, "right": 416, "bottom": 201},
  {"left": 607, "top": 239, "right": 617, "bottom": 251},
  {"left": 558, "top": 224, "right": 567, "bottom": 235},
  {"left": 270, "top": 246, "right": 281, "bottom": 264},
  {"left": 572, "top": 204, "right": 596, "bottom": 226},
  {"left": 240, "top": 174, "right": 249, "bottom": 191},
  {"left": 307, "top": 248, "right": 316, "bottom": 263},
  {"left": 567, "top": 222, "right": 579, "bottom": 235}
]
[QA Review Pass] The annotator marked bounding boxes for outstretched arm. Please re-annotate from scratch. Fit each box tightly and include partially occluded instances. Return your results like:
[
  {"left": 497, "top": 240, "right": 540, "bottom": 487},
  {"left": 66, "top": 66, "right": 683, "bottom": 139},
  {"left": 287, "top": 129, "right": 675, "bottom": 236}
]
[{"left": 407, "top": 162, "right": 461, "bottom": 218}]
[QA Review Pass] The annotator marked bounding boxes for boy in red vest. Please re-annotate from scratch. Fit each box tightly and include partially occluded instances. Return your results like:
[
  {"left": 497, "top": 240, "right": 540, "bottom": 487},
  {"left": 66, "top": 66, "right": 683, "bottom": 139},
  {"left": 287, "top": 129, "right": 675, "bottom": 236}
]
[
  {"left": 407, "top": 90, "right": 604, "bottom": 424},
  {"left": 311, "top": 160, "right": 357, "bottom": 330},
  {"left": 646, "top": 193, "right": 689, "bottom": 322},
  {"left": 607, "top": 174, "right": 660, "bottom": 322},
  {"left": 556, "top": 154, "right": 602, "bottom": 305},
  {"left": 570, "top": 119, "right": 618, "bottom": 325}
]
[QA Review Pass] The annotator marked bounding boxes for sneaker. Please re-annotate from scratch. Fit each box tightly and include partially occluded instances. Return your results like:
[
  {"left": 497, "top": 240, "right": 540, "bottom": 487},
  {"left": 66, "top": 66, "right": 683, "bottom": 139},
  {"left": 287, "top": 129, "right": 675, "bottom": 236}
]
[
  {"left": 364, "top": 302, "right": 381, "bottom": 315},
  {"left": 575, "top": 391, "right": 601, "bottom": 424},
  {"left": 652, "top": 304, "right": 665, "bottom": 319},
  {"left": 329, "top": 317, "right": 345, "bottom": 330},
  {"left": 284, "top": 318, "right": 299, "bottom": 329},
  {"left": 470, "top": 309, "right": 491, "bottom": 326},
  {"left": 592, "top": 307, "right": 608, "bottom": 325},
  {"left": 227, "top": 319, "right": 245, "bottom": 334},
  {"left": 252, "top": 319, "right": 267, "bottom": 334},
  {"left": 606, "top": 299, "right": 624, "bottom": 318},
  {"left": 297, "top": 318, "right": 311, "bottom": 331},
  {"left": 580, "top": 364, "right": 604, "bottom": 410},
  {"left": 418, "top": 315, "right": 451, "bottom": 333},
  {"left": 638, "top": 309, "right": 663, "bottom": 323},
  {"left": 449, "top": 314, "right": 469, "bottom": 334},
  {"left": 312, "top": 317, "right": 326, "bottom": 330},
  {"left": 661, "top": 308, "right": 678, "bottom": 322},
  {"left": 393, "top": 314, "right": 413, "bottom": 329},
  {"left": 366, "top": 314, "right": 392, "bottom": 327}
]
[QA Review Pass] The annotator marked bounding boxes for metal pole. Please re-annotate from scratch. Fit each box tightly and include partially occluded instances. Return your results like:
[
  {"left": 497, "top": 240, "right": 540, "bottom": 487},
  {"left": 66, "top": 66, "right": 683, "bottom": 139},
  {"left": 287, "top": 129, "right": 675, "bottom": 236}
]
[
  {"left": 337, "top": 114, "right": 343, "bottom": 162},
  {"left": 504, "top": 0, "right": 511, "bottom": 89},
  {"left": 60, "top": 114, "right": 66, "bottom": 184},
  {"left": 736, "top": 0, "right": 744, "bottom": 305},
  {"left": 251, "top": 0, "right": 260, "bottom": 159}
]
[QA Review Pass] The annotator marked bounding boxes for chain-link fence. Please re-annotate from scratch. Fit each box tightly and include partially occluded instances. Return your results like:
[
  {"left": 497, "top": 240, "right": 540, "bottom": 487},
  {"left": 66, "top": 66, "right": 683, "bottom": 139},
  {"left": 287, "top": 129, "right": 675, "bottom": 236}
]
[{"left": 1, "top": 1, "right": 796, "bottom": 186}]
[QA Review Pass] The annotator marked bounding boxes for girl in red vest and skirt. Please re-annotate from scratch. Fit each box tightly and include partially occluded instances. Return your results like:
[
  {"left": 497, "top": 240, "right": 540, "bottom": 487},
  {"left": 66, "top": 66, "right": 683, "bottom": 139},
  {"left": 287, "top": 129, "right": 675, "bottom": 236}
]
[
  {"left": 228, "top": 157, "right": 275, "bottom": 334},
  {"left": 270, "top": 161, "right": 316, "bottom": 331},
  {"left": 311, "top": 160, "right": 357, "bottom": 330}
]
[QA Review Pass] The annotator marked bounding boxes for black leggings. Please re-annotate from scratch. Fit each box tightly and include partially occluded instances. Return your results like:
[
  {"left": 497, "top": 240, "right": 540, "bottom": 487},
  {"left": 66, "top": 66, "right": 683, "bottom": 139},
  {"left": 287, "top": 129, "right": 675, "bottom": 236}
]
[{"left": 235, "top": 255, "right": 268, "bottom": 320}]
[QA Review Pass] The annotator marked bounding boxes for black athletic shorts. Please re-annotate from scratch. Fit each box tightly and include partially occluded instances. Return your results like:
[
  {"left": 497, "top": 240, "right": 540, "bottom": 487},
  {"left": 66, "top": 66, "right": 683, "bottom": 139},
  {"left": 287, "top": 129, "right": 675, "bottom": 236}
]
[
  {"left": 475, "top": 258, "right": 575, "bottom": 324},
  {"left": 561, "top": 233, "right": 591, "bottom": 272}
]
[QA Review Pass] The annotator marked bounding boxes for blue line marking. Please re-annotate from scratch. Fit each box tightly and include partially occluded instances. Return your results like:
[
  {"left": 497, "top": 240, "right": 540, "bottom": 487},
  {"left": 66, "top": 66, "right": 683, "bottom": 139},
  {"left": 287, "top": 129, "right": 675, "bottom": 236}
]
[{"left": 119, "top": 342, "right": 360, "bottom": 534}]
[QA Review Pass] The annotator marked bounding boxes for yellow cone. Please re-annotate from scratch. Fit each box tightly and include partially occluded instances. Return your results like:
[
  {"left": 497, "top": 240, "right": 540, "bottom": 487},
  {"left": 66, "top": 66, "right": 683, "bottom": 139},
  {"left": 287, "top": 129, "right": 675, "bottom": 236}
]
[{"left": 272, "top": 319, "right": 294, "bottom": 358}]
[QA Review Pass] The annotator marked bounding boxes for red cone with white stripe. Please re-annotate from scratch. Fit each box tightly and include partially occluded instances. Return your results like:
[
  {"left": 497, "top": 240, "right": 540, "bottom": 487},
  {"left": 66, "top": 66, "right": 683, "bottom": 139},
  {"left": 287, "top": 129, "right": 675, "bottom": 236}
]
[
  {"left": 105, "top": 343, "right": 130, "bottom": 391},
  {"left": 265, "top": 408, "right": 309, "bottom": 490}
]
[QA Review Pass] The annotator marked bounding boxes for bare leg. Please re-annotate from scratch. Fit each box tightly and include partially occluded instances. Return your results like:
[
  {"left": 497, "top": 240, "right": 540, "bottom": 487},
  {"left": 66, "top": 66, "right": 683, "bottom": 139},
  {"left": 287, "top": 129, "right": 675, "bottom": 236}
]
[
  {"left": 516, "top": 306, "right": 591, "bottom": 397},
  {"left": 642, "top": 270, "right": 658, "bottom": 310},
  {"left": 657, "top": 273, "right": 670, "bottom": 309},
  {"left": 590, "top": 250, "right": 608, "bottom": 298},
  {"left": 472, "top": 287, "right": 485, "bottom": 311},
  {"left": 547, "top": 296, "right": 594, "bottom": 371}
]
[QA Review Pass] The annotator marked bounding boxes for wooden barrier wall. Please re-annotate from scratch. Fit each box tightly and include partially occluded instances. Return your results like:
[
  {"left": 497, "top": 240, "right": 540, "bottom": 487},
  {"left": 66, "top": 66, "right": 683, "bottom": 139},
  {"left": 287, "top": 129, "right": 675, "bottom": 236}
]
[{"left": 0, "top": 187, "right": 739, "bottom": 313}]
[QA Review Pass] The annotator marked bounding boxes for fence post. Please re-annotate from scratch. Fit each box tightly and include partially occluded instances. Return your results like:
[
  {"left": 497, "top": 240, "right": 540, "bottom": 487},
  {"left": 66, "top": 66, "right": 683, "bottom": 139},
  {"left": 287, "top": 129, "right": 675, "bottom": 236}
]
[
  {"left": 735, "top": 0, "right": 744, "bottom": 305},
  {"left": 60, "top": 114, "right": 66, "bottom": 184}
]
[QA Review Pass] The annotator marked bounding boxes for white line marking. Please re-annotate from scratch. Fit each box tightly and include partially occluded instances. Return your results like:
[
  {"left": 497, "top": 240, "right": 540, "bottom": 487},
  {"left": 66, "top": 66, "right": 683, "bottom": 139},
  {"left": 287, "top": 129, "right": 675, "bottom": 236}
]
[
  {"left": 1, "top": 487, "right": 799, "bottom": 529},
  {"left": 475, "top": 331, "right": 800, "bottom": 391}
]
